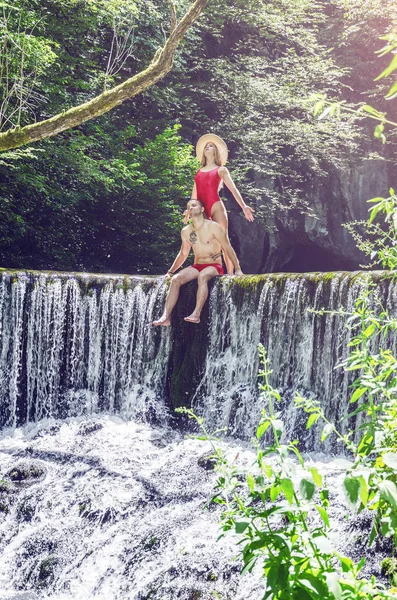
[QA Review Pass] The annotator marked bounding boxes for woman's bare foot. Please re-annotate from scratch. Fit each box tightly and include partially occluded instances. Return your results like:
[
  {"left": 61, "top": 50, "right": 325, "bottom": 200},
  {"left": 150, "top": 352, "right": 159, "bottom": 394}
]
[
  {"left": 152, "top": 315, "right": 171, "bottom": 326},
  {"left": 184, "top": 312, "right": 200, "bottom": 324}
]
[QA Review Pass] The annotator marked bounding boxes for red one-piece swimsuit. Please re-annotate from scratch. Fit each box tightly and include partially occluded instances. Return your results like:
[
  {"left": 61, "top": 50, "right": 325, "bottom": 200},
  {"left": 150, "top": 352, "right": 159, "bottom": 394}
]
[{"left": 194, "top": 167, "right": 222, "bottom": 218}]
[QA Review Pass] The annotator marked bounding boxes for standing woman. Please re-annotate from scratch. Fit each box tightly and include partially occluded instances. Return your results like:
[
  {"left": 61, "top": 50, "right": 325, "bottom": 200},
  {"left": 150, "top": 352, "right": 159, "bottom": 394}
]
[{"left": 191, "top": 134, "right": 255, "bottom": 274}]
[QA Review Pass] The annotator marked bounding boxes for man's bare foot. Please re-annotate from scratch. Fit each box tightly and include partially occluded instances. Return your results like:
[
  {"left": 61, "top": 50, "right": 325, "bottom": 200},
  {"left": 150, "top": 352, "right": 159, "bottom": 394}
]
[
  {"left": 184, "top": 312, "right": 200, "bottom": 324},
  {"left": 152, "top": 316, "right": 171, "bottom": 326}
]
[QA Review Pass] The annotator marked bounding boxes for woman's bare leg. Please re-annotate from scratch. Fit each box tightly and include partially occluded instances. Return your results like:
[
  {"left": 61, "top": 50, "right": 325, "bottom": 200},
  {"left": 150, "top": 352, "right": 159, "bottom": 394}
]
[
  {"left": 211, "top": 202, "right": 234, "bottom": 275},
  {"left": 153, "top": 268, "right": 199, "bottom": 326}
]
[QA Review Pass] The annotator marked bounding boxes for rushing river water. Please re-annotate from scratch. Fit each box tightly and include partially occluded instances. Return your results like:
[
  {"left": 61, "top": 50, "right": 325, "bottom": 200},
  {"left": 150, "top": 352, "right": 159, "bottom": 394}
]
[
  {"left": 0, "top": 269, "right": 395, "bottom": 598},
  {"left": 0, "top": 416, "right": 388, "bottom": 600}
]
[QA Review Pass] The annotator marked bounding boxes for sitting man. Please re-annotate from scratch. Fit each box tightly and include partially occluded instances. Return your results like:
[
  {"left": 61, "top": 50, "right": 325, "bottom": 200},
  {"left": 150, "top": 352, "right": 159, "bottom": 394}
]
[{"left": 153, "top": 199, "right": 243, "bottom": 325}]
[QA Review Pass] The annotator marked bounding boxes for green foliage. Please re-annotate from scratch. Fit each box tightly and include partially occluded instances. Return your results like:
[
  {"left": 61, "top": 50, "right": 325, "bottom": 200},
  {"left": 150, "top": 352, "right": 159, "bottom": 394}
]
[
  {"left": 343, "top": 189, "right": 397, "bottom": 270},
  {"left": 161, "top": 0, "right": 361, "bottom": 220},
  {"left": 179, "top": 190, "right": 397, "bottom": 597},
  {"left": 0, "top": 0, "right": 393, "bottom": 271},
  {"left": 307, "top": 0, "right": 397, "bottom": 140},
  {"left": 184, "top": 344, "right": 397, "bottom": 599},
  {"left": 0, "top": 124, "right": 196, "bottom": 272}
]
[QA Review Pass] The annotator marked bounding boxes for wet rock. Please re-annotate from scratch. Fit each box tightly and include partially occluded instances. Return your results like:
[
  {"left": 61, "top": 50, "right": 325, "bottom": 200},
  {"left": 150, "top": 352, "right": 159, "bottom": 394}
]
[
  {"left": 37, "top": 556, "right": 58, "bottom": 587},
  {"left": 99, "top": 506, "right": 118, "bottom": 526},
  {"left": 197, "top": 453, "right": 217, "bottom": 471},
  {"left": 16, "top": 498, "right": 36, "bottom": 523},
  {"left": 6, "top": 462, "right": 46, "bottom": 485},
  {"left": 77, "top": 420, "right": 104, "bottom": 436},
  {"left": 0, "top": 479, "right": 10, "bottom": 492},
  {"left": 228, "top": 157, "right": 392, "bottom": 273},
  {"left": 33, "top": 423, "right": 61, "bottom": 439},
  {"left": 78, "top": 499, "right": 118, "bottom": 526}
]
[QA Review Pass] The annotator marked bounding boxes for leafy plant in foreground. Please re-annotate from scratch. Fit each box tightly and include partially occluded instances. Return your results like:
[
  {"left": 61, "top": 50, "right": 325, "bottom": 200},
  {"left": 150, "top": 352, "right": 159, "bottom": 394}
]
[{"left": 178, "top": 337, "right": 397, "bottom": 599}]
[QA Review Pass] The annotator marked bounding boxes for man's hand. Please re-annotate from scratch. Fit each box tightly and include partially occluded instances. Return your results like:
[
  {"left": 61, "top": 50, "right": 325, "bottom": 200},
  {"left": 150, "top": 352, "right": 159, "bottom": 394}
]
[
  {"left": 183, "top": 209, "right": 190, "bottom": 225},
  {"left": 165, "top": 272, "right": 173, "bottom": 280},
  {"left": 243, "top": 206, "right": 255, "bottom": 222}
]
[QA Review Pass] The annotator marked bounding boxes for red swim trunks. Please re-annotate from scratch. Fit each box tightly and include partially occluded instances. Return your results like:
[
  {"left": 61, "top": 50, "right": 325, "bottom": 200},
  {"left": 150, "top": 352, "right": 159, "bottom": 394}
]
[{"left": 190, "top": 263, "right": 224, "bottom": 275}]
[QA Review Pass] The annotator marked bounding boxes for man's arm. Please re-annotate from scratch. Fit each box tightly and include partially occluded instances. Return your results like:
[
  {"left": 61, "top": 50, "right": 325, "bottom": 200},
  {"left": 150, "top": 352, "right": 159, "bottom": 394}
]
[
  {"left": 165, "top": 231, "right": 191, "bottom": 278},
  {"left": 212, "top": 223, "right": 243, "bottom": 275}
]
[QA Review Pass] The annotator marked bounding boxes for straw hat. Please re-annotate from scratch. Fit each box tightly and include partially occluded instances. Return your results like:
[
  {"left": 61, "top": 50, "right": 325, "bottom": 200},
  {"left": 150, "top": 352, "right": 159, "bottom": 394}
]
[{"left": 196, "top": 134, "right": 228, "bottom": 166}]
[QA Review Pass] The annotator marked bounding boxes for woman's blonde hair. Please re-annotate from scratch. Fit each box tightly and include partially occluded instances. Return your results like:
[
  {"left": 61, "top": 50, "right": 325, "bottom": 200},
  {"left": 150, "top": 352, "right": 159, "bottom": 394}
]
[{"left": 200, "top": 143, "right": 222, "bottom": 167}]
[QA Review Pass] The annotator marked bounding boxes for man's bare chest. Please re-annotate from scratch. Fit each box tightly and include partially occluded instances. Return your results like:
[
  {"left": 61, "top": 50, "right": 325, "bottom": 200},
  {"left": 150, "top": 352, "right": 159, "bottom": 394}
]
[{"left": 188, "top": 229, "right": 218, "bottom": 247}]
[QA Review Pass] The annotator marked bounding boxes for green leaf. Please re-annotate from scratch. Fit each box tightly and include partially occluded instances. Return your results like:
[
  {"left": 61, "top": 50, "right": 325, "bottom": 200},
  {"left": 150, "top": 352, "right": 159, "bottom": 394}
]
[
  {"left": 235, "top": 521, "right": 250, "bottom": 534},
  {"left": 321, "top": 423, "right": 334, "bottom": 442},
  {"left": 272, "top": 419, "right": 284, "bottom": 437},
  {"left": 325, "top": 571, "right": 342, "bottom": 600},
  {"left": 247, "top": 473, "right": 255, "bottom": 492},
  {"left": 299, "top": 574, "right": 328, "bottom": 596},
  {"left": 382, "top": 452, "right": 397, "bottom": 470},
  {"left": 374, "top": 54, "right": 397, "bottom": 81},
  {"left": 350, "top": 387, "right": 367, "bottom": 403},
  {"left": 313, "top": 100, "right": 326, "bottom": 116},
  {"left": 315, "top": 505, "right": 330, "bottom": 527},
  {"left": 374, "top": 124, "right": 385, "bottom": 139},
  {"left": 270, "top": 485, "right": 281, "bottom": 502},
  {"left": 308, "top": 467, "right": 323, "bottom": 487},
  {"left": 379, "top": 480, "right": 397, "bottom": 508},
  {"left": 369, "top": 522, "right": 377, "bottom": 546},
  {"left": 386, "top": 80, "right": 397, "bottom": 99},
  {"left": 360, "top": 104, "right": 383, "bottom": 118},
  {"left": 318, "top": 104, "right": 335, "bottom": 120},
  {"left": 363, "top": 322, "right": 377, "bottom": 337},
  {"left": 267, "top": 563, "right": 289, "bottom": 592},
  {"left": 306, "top": 413, "right": 320, "bottom": 429},
  {"left": 358, "top": 476, "right": 369, "bottom": 507},
  {"left": 300, "top": 478, "right": 315, "bottom": 501},
  {"left": 281, "top": 478, "right": 294, "bottom": 504},
  {"left": 357, "top": 557, "right": 366, "bottom": 572},
  {"left": 256, "top": 420, "right": 270, "bottom": 439},
  {"left": 343, "top": 476, "right": 360, "bottom": 506},
  {"left": 338, "top": 554, "right": 354, "bottom": 572},
  {"left": 367, "top": 196, "right": 387, "bottom": 203}
]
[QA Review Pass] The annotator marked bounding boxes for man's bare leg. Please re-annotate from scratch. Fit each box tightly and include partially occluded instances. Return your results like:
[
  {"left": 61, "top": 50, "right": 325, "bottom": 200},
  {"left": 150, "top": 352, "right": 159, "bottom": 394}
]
[
  {"left": 184, "top": 267, "right": 219, "bottom": 324},
  {"left": 153, "top": 267, "right": 199, "bottom": 326}
]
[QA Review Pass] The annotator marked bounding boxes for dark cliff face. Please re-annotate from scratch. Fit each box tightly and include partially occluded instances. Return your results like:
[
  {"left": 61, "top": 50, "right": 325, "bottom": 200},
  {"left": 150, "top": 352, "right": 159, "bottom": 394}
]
[{"left": 228, "top": 158, "right": 391, "bottom": 274}]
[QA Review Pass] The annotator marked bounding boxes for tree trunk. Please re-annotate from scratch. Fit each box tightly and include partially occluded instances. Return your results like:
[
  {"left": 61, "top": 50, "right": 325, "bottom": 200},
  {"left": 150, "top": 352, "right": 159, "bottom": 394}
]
[{"left": 0, "top": 0, "right": 208, "bottom": 152}]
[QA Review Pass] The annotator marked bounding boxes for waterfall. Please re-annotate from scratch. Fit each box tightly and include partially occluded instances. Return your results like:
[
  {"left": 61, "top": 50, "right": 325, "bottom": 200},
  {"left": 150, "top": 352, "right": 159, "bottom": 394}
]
[
  {"left": 191, "top": 272, "right": 397, "bottom": 448},
  {"left": 0, "top": 269, "right": 394, "bottom": 598},
  {"left": 0, "top": 270, "right": 395, "bottom": 449},
  {"left": 0, "top": 272, "right": 170, "bottom": 428}
]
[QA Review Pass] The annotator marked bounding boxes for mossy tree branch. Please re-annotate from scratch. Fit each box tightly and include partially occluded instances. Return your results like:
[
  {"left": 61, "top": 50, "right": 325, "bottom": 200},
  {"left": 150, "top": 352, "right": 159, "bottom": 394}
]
[{"left": 0, "top": 0, "right": 208, "bottom": 152}]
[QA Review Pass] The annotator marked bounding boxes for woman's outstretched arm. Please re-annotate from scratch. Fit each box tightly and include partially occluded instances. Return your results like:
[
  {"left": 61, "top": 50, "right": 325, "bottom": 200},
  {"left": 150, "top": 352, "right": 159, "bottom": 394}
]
[{"left": 219, "top": 166, "right": 255, "bottom": 222}]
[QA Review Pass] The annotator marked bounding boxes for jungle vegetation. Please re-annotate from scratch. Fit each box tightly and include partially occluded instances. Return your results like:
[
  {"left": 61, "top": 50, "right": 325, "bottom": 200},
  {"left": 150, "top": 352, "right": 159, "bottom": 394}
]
[{"left": 0, "top": 0, "right": 396, "bottom": 273}]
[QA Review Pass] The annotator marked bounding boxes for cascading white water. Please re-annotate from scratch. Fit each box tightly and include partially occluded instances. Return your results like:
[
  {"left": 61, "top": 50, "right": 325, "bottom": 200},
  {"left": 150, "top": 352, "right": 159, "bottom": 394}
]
[
  {"left": 191, "top": 272, "right": 396, "bottom": 449},
  {"left": 1, "top": 270, "right": 395, "bottom": 447},
  {"left": 0, "top": 272, "right": 170, "bottom": 427},
  {"left": 0, "top": 417, "right": 386, "bottom": 600},
  {"left": 0, "top": 269, "right": 395, "bottom": 599}
]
